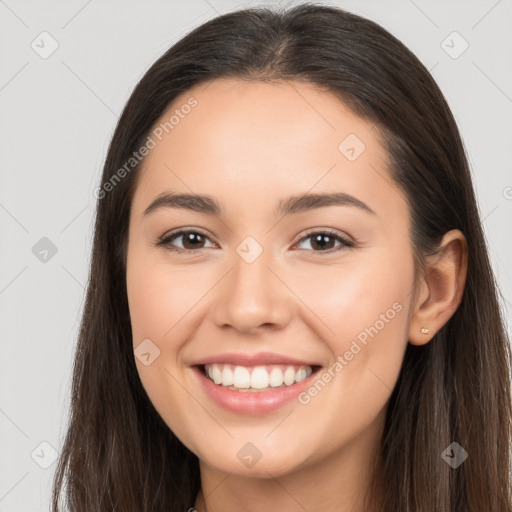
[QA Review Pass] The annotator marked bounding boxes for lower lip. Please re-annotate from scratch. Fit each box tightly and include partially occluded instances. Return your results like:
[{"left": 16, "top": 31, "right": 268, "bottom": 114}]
[{"left": 192, "top": 365, "right": 320, "bottom": 415}]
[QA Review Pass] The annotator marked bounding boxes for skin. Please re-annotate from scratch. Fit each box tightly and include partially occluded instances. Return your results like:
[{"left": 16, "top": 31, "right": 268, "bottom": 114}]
[{"left": 126, "top": 78, "right": 468, "bottom": 511}]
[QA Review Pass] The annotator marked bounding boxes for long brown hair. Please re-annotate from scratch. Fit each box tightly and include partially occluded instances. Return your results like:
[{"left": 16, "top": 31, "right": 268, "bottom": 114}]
[{"left": 51, "top": 3, "right": 512, "bottom": 511}]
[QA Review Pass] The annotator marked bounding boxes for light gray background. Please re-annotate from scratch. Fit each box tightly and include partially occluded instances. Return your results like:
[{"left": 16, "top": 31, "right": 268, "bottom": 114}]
[{"left": 1, "top": 1, "right": 511, "bottom": 510}]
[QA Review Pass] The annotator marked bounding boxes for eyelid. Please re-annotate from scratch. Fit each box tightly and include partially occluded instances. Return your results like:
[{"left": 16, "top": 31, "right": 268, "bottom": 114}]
[
  {"left": 157, "top": 227, "right": 354, "bottom": 254},
  {"left": 157, "top": 227, "right": 217, "bottom": 253},
  {"left": 295, "top": 227, "right": 353, "bottom": 246},
  {"left": 293, "top": 228, "right": 354, "bottom": 253}
]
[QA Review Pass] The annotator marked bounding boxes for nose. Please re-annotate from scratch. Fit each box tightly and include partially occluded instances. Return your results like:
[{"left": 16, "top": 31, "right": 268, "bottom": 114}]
[{"left": 212, "top": 250, "right": 293, "bottom": 334}]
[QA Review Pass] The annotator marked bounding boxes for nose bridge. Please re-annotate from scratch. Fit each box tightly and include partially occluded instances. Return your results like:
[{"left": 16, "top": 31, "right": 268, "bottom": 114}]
[{"left": 213, "top": 235, "right": 290, "bottom": 332}]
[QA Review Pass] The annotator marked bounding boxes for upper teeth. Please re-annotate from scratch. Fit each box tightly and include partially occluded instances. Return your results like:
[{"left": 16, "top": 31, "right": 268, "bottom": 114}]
[{"left": 204, "top": 363, "right": 313, "bottom": 390}]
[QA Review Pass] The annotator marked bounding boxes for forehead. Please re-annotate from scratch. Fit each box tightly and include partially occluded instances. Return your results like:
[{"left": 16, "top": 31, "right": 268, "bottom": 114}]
[
  {"left": 147, "top": 77, "right": 379, "bottom": 161},
  {"left": 131, "top": 78, "right": 403, "bottom": 222}
]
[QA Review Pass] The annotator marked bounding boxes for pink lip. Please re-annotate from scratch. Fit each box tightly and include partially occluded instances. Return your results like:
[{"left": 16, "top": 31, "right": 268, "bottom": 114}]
[
  {"left": 191, "top": 351, "right": 320, "bottom": 367},
  {"left": 191, "top": 364, "right": 321, "bottom": 415}
]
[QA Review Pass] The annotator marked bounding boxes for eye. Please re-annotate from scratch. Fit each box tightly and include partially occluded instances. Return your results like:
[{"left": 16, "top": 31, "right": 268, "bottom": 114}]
[
  {"left": 157, "top": 228, "right": 354, "bottom": 255},
  {"left": 294, "top": 228, "right": 353, "bottom": 254},
  {"left": 157, "top": 229, "right": 216, "bottom": 253}
]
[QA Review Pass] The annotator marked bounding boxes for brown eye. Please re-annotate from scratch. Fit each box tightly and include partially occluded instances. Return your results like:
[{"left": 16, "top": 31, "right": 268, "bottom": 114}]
[
  {"left": 158, "top": 230, "right": 216, "bottom": 253},
  {"left": 157, "top": 228, "right": 353, "bottom": 255},
  {"left": 295, "top": 230, "right": 353, "bottom": 253}
]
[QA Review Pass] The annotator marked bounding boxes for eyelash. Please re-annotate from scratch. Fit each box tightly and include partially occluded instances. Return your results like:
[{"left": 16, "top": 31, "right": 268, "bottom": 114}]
[{"left": 156, "top": 228, "right": 354, "bottom": 255}]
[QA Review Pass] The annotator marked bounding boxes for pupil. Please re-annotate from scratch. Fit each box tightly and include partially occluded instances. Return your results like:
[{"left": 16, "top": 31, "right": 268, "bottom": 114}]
[
  {"left": 313, "top": 234, "right": 333, "bottom": 250},
  {"left": 184, "top": 233, "right": 203, "bottom": 249}
]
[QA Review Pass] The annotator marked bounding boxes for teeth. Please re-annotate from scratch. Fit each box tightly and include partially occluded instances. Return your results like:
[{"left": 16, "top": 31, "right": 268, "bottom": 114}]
[
  {"left": 295, "top": 367, "right": 309, "bottom": 382},
  {"left": 212, "top": 364, "right": 222, "bottom": 385},
  {"left": 269, "top": 367, "right": 284, "bottom": 387},
  {"left": 283, "top": 366, "right": 296, "bottom": 386},
  {"left": 222, "top": 365, "right": 234, "bottom": 386},
  {"left": 203, "top": 363, "right": 314, "bottom": 391},
  {"left": 233, "top": 366, "right": 251, "bottom": 388},
  {"left": 251, "top": 367, "right": 269, "bottom": 389}
]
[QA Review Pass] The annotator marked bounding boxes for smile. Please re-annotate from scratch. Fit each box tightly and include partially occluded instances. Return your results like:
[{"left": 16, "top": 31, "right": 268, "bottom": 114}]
[
  {"left": 192, "top": 362, "right": 322, "bottom": 415},
  {"left": 203, "top": 363, "right": 314, "bottom": 392}
]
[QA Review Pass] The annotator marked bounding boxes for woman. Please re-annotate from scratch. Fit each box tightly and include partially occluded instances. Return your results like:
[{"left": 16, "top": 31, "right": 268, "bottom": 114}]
[{"left": 51, "top": 3, "right": 512, "bottom": 511}]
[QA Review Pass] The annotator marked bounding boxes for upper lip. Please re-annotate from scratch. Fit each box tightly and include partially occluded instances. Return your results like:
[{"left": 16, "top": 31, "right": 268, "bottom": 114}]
[{"left": 191, "top": 351, "right": 321, "bottom": 367}]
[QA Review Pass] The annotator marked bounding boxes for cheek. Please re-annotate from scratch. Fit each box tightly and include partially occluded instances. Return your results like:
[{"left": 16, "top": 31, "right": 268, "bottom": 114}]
[
  {"left": 290, "top": 244, "right": 414, "bottom": 401},
  {"left": 291, "top": 247, "right": 414, "bottom": 345},
  {"left": 302, "top": 250, "right": 413, "bottom": 424},
  {"left": 126, "top": 252, "right": 208, "bottom": 345},
  {"left": 126, "top": 250, "right": 201, "bottom": 436},
  {"left": 127, "top": 268, "right": 170, "bottom": 345}
]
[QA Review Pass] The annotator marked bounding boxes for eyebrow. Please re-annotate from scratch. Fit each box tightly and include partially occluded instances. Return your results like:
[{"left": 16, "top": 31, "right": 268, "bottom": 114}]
[{"left": 143, "top": 191, "right": 376, "bottom": 218}]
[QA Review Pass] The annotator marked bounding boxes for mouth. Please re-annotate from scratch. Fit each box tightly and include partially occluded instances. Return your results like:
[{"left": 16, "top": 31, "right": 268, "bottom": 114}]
[
  {"left": 190, "top": 352, "right": 324, "bottom": 414},
  {"left": 198, "top": 363, "right": 322, "bottom": 392}
]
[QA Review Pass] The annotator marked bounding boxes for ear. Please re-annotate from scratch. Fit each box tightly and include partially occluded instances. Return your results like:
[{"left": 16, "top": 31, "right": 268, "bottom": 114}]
[{"left": 408, "top": 229, "right": 468, "bottom": 346}]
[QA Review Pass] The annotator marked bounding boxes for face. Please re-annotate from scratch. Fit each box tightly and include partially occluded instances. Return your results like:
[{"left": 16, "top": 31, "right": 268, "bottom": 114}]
[{"left": 126, "top": 78, "right": 416, "bottom": 478}]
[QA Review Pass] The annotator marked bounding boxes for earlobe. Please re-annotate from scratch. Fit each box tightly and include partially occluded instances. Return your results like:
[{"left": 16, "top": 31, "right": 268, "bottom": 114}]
[{"left": 408, "top": 229, "right": 468, "bottom": 346}]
